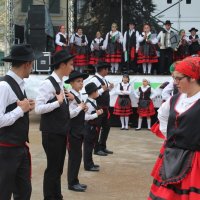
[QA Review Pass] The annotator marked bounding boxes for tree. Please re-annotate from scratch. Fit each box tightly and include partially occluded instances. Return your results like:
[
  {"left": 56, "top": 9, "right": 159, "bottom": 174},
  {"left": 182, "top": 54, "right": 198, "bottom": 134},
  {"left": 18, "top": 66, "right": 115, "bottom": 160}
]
[{"left": 76, "top": 0, "right": 161, "bottom": 42}]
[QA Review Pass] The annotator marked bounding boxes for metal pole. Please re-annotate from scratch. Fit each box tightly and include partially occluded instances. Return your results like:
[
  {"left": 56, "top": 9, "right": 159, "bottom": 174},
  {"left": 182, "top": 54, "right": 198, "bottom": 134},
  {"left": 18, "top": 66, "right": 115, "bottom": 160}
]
[
  {"left": 121, "top": 0, "right": 123, "bottom": 33},
  {"left": 178, "top": 0, "right": 181, "bottom": 30}
]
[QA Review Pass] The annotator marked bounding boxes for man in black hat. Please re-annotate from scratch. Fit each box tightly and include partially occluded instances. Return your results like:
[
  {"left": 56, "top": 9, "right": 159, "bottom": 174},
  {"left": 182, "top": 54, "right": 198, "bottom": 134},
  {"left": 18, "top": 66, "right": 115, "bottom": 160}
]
[
  {"left": 123, "top": 21, "right": 139, "bottom": 74},
  {"left": 35, "top": 49, "right": 75, "bottom": 200},
  {"left": 157, "top": 20, "right": 177, "bottom": 74},
  {"left": 90, "top": 61, "right": 114, "bottom": 156},
  {"left": 189, "top": 27, "right": 200, "bottom": 55},
  {"left": 65, "top": 70, "right": 89, "bottom": 192},
  {"left": 0, "top": 44, "right": 35, "bottom": 199}
]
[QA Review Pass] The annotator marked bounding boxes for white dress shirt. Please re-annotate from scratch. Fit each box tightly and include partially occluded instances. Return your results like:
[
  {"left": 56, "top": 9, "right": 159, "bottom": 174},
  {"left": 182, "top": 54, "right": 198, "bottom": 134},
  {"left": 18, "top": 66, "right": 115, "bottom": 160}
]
[
  {"left": 0, "top": 70, "right": 25, "bottom": 128},
  {"left": 138, "top": 32, "right": 158, "bottom": 44},
  {"left": 161, "top": 80, "right": 174, "bottom": 101},
  {"left": 90, "top": 37, "right": 104, "bottom": 51},
  {"left": 89, "top": 73, "right": 110, "bottom": 96},
  {"left": 55, "top": 32, "right": 67, "bottom": 46},
  {"left": 103, "top": 31, "right": 123, "bottom": 49},
  {"left": 157, "top": 29, "right": 173, "bottom": 49},
  {"left": 35, "top": 72, "right": 63, "bottom": 115},
  {"left": 123, "top": 29, "right": 140, "bottom": 52},
  {"left": 116, "top": 82, "right": 131, "bottom": 95},
  {"left": 69, "top": 88, "right": 83, "bottom": 119},
  {"left": 158, "top": 91, "right": 200, "bottom": 134},
  {"left": 135, "top": 85, "right": 157, "bottom": 99},
  {"left": 85, "top": 97, "right": 98, "bottom": 121}
]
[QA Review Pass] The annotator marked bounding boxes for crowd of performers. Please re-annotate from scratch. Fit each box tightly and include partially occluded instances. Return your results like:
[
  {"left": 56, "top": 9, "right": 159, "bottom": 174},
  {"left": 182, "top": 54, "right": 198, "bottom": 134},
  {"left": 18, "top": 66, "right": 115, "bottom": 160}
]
[
  {"left": 55, "top": 20, "right": 200, "bottom": 75},
  {"left": 1, "top": 41, "right": 200, "bottom": 199}
]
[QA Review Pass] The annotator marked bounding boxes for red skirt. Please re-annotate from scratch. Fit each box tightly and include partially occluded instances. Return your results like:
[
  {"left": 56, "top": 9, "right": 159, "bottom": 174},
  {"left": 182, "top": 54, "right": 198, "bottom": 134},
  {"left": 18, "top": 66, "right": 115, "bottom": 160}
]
[
  {"left": 113, "top": 96, "right": 133, "bottom": 116},
  {"left": 148, "top": 146, "right": 200, "bottom": 200},
  {"left": 89, "top": 55, "right": 105, "bottom": 65},
  {"left": 105, "top": 50, "right": 122, "bottom": 63},
  {"left": 55, "top": 45, "right": 63, "bottom": 52},
  {"left": 137, "top": 47, "right": 158, "bottom": 64},
  {"left": 73, "top": 54, "right": 88, "bottom": 67},
  {"left": 137, "top": 100, "right": 155, "bottom": 117}
]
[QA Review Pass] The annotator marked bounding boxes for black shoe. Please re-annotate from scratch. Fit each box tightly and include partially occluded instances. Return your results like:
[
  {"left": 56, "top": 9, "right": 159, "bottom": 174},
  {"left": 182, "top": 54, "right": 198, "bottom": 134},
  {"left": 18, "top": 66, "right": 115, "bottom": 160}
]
[
  {"left": 103, "top": 149, "right": 113, "bottom": 154},
  {"left": 94, "top": 150, "right": 108, "bottom": 156},
  {"left": 124, "top": 128, "right": 129, "bottom": 131},
  {"left": 78, "top": 183, "right": 87, "bottom": 189},
  {"left": 93, "top": 164, "right": 100, "bottom": 168},
  {"left": 120, "top": 128, "right": 125, "bottom": 130},
  {"left": 68, "top": 184, "right": 86, "bottom": 192},
  {"left": 135, "top": 128, "right": 141, "bottom": 131},
  {"left": 85, "top": 166, "right": 100, "bottom": 172}
]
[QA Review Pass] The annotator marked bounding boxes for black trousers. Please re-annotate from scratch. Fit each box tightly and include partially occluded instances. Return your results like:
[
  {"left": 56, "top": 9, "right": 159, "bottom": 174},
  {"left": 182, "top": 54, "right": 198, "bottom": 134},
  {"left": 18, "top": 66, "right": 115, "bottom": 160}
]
[
  {"left": 159, "top": 48, "right": 174, "bottom": 74},
  {"left": 0, "top": 146, "right": 31, "bottom": 200},
  {"left": 95, "top": 109, "right": 110, "bottom": 152},
  {"left": 84, "top": 124, "right": 98, "bottom": 169},
  {"left": 67, "top": 133, "right": 83, "bottom": 186},
  {"left": 128, "top": 53, "right": 138, "bottom": 73},
  {"left": 42, "top": 132, "right": 67, "bottom": 200}
]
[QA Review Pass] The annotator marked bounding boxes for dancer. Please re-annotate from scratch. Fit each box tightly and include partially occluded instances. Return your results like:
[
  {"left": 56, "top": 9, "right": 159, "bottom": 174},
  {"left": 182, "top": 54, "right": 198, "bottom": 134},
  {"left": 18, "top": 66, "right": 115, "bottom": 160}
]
[
  {"left": 55, "top": 25, "right": 68, "bottom": 52},
  {"left": 113, "top": 74, "right": 133, "bottom": 130},
  {"left": 188, "top": 27, "right": 200, "bottom": 55}
]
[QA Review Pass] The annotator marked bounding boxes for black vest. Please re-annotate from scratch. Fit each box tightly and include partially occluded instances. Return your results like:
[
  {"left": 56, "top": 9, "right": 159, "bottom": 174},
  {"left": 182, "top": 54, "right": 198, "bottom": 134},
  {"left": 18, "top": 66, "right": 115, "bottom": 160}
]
[
  {"left": 86, "top": 99, "right": 102, "bottom": 127},
  {"left": 126, "top": 30, "right": 136, "bottom": 50},
  {"left": 0, "top": 75, "right": 29, "bottom": 145},
  {"left": 94, "top": 75, "right": 110, "bottom": 108},
  {"left": 40, "top": 76, "right": 70, "bottom": 135},
  {"left": 75, "top": 33, "right": 86, "bottom": 43},
  {"left": 59, "top": 34, "right": 67, "bottom": 44},
  {"left": 139, "top": 87, "right": 151, "bottom": 100},
  {"left": 69, "top": 91, "right": 85, "bottom": 138},
  {"left": 166, "top": 94, "right": 200, "bottom": 151}
]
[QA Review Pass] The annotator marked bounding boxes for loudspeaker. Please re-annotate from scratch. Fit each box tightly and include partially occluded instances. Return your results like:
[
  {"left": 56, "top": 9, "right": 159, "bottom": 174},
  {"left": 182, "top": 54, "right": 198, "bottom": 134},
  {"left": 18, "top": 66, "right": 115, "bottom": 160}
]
[
  {"left": 167, "top": 0, "right": 172, "bottom": 3},
  {"left": 35, "top": 52, "right": 51, "bottom": 72},
  {"left": 28, "top": 29, "right": 47, "bottom": 52},
  {"left": 186, "top": 0, "right": 191, "bottom": 4},
  {"left": 28, "top": 5, "right": 45, "bottom": 29}
]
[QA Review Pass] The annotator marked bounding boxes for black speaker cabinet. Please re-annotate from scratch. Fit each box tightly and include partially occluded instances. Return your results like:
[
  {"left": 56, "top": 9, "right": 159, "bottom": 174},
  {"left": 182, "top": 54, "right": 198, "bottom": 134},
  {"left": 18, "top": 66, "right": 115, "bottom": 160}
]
[
  {"left": 28, "top": 5, "right": 45, "bottom": 29},
  {"left": 35, "top": 52, "right": 51, "bottom": 72}
]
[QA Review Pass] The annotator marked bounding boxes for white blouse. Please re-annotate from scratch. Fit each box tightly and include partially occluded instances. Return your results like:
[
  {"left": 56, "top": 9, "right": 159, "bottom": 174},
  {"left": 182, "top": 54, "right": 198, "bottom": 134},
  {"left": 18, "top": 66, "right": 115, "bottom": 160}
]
[
  {"left": 103, "top": 31, "right": 123, "bottom": 49},
  {"left": 158, "top": 91, "right": 200, "bottom": 134},
  {"left": 115, "top": 82, "right": 131, "bottom": 95}
]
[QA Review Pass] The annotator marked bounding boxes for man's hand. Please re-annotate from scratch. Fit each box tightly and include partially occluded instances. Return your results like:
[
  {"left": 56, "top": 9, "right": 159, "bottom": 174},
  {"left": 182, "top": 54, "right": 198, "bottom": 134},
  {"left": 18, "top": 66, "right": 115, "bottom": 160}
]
[
  {"left": 108, "top": 83, "right": 114, "bottom": 90},
  {"left": 102, "top": 85, "right": 108, "bottom": 91},
  {"left": 28, "top": 99, "right": 35, "bottom": 111},
  {"left": 17, "top": 99, "right": 31, "bottom": 113},
  {"left": 96, "top": 109, "right": 103, "bottom": 116},
  {"left": 56, "top": 92, "right": 64, "bottom": 105},
  {"left": 65, "top": 92, "right": 74, "bottom": 101}
]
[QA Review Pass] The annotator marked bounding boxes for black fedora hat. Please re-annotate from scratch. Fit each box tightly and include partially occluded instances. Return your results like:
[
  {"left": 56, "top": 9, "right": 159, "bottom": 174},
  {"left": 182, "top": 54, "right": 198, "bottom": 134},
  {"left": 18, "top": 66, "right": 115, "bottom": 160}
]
[
  {"left": 95, "top": 61, "right": 111, "bottom": 69},
  {"left": 51, "top": 49, "right": 76, "bottom": 68},
  {"left": 189, "top": 27, "right": 198, "bottom": 32},
  {"left": 84, "top": 82, "right": 98, "bottom": 95},
  {"left": 164, "top": 20, "right": 173, "bottom": 25},
  {"left": 65, "top": 70, "right": 89, "bottom": 84},
  {"left": 2, "top": 44, "right": 36, "bottom": 62}
]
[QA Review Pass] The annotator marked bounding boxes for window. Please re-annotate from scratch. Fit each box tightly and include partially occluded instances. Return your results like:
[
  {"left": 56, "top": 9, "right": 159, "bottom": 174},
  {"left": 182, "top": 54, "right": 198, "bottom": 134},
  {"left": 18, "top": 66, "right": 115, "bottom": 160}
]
[
  {"left": 21, "top": 0, "right": 33, "bottom": 12},
  {"left": 49, "top": 0, "right": 60, "bottom": 14}
]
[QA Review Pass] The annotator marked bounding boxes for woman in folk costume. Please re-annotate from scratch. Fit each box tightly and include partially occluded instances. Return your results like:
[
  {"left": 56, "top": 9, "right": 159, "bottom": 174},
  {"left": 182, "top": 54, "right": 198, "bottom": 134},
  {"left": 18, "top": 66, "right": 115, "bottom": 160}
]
[
  {"left": 174, "top": 29, "right": 190, "bottom": 61},
  {"left": 70, "top": 27, "right": 88, "bottom": 72},
  {"left": 137, "top": 23, "right": 158, "bottom": 74},
  {"left": 113, "top": 74, "right": 133, "bottom": 130},
  {"left": 188, "top": 27, "right": 200, "bottom": 55},
  {"left": 104, "top": 23, "right": 123, "bottom": 74},
  {"left": 55, "top": 25, "right": 68, "bottom": 52},
  {"left": 135, "top": 79, "right": 156, "bottom": 130},
  {"left": 148, "top": 57, "right": 200, "bottom": 200},
  {"left": 89, "top": 31, "right": 105, "bottom": 65}
]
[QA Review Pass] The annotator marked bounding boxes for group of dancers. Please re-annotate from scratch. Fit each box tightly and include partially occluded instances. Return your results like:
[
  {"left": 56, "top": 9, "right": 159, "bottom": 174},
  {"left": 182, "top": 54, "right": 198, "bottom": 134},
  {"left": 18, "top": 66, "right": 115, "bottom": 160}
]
[
  {"left": 1, "top": 31, "right": 200, "bottom": 200},
  {"left": 55, "top": 20, "right": 200, "bottom": 75}
]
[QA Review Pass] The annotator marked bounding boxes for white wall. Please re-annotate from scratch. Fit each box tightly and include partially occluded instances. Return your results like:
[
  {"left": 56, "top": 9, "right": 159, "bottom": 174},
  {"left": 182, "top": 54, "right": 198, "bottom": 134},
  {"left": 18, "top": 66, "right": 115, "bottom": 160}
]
[{"left": 153, "top": 0, "right": 200, "bottom": 34}]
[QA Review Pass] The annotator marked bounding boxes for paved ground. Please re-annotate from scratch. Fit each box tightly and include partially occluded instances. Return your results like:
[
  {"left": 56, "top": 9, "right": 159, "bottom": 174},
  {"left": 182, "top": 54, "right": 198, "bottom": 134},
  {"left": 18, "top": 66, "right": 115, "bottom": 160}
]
[{"left": 28, "top": 113, "right": 163, "bottom": 200}]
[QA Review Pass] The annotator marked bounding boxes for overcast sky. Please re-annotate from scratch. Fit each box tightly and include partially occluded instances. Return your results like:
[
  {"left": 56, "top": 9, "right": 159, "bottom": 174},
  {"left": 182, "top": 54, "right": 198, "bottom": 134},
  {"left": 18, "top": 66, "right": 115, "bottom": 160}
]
[{"left": 153, "top": 0, "right": 200, "bottom": 34}]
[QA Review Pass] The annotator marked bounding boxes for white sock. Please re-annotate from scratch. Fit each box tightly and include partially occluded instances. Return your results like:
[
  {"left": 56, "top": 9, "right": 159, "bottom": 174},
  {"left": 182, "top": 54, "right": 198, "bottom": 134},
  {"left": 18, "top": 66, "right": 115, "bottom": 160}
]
[
  {"left": 115, "top": 63, "right": 119, "bottom": 73},
  {"left": 147, "top": 63, "right": 152, "bottom": 74},
  {"left": 147, "top": 118, "right": 151, "bottom": 129},
  {"left": 142, "top": 63, "right": 147, "bottom": 74},
  {"left": 120, "top": 116, "right": 125, "bottom": 128},
  {"left": 137, "top": 117, "right": 142, "bottom": 129},
  {"left": 125, "top": 116, "right": 129, "bottom": 129},
  {"left": 111, "top": 63, "right": 115, "bottom": 73}
]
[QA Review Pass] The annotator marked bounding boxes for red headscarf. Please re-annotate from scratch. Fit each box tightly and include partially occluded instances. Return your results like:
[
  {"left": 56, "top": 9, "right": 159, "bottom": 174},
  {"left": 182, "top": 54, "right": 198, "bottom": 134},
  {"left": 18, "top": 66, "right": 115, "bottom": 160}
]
[{"left": 174, "top": 57, "right": 200, "bottom": 80}]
